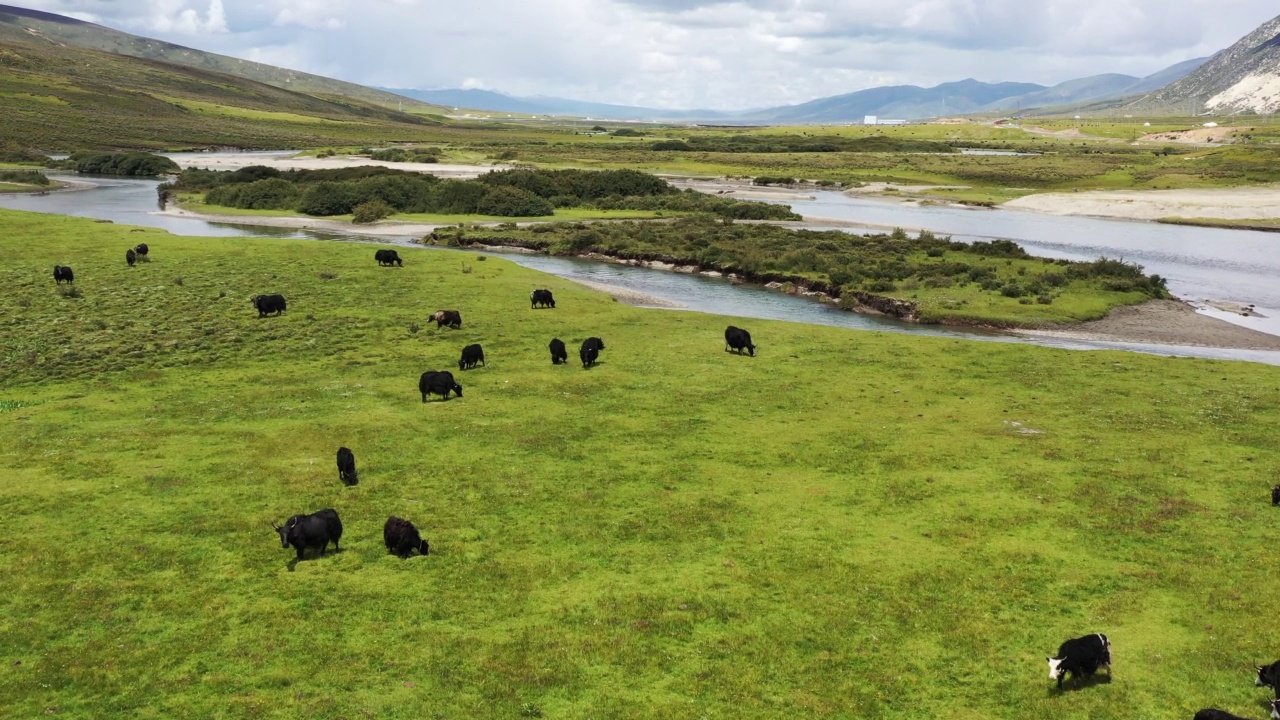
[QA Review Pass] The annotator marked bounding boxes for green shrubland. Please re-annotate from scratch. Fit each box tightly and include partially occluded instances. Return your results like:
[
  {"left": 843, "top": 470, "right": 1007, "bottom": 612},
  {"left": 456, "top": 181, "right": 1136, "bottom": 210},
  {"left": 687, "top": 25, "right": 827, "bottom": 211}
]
[
  {"left": 454, "top": 219, "right": 1166, "bottom": 326},
  {"left": 170, "top": 166, "right": 800, "bottom": 221},
  {"left": 2, "top": 209, "right": 1278, "bottom": 719}
]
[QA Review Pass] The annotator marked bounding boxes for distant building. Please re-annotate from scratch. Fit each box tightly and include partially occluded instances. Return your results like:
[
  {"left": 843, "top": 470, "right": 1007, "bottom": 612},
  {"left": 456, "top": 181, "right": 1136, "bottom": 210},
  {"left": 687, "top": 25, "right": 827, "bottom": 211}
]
[{"left": 863, "top": 116, "right": 909, "bottom": 126}]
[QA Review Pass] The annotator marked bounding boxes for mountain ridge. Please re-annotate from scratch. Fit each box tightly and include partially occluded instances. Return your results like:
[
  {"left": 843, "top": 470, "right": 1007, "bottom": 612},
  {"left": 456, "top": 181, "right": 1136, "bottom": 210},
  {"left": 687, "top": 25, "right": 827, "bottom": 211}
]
[
  {"left": 0, "top": 3, "right": 443, "bottom": 113},
  {"left": 1125, "top": 12, "right": 1280, "bottom": 114}
]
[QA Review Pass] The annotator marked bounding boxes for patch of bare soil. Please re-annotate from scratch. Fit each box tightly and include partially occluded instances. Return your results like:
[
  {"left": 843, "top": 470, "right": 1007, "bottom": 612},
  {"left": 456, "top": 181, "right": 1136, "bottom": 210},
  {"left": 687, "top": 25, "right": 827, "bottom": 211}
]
[{"left": 1138, "top": 126, "right": 1253, "bottom": 145}]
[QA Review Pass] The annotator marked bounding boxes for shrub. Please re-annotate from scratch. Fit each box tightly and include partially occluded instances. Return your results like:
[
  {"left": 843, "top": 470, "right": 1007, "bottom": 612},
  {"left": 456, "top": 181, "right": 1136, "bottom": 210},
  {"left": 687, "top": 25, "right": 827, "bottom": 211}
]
[
  {"left": 477, "top": 186, "right": 554, "bottom": 217},
  {"left": 73, "top": 152, "right": 179, "bottom": 177},
  {"left": 206, "top": 178, "right": 298, "bottom": 210},
  {"left": 0, "top": 170, "right": 49, "bottom": 186},
  {"left": 1037, "top": 294, "right": 1054, "bottom": 305},
  {"left": 1000, "top": 282, "right": 1024, "bottom": 298},
  {"left": 298, "top": 182, "right": 361, "bottom": 216},
  {"left": 352, "top": 199, "right": 393, "bottom": 224}
]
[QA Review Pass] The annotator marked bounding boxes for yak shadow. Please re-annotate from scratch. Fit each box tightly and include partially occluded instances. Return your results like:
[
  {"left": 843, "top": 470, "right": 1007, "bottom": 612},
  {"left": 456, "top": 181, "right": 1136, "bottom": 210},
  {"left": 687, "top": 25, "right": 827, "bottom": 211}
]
[
  {"left": 1047, "top": 673, "right": 1112, "bottom": 696},
  {"left": 285, "top": 547, "right": 343, "bottom": 573}
]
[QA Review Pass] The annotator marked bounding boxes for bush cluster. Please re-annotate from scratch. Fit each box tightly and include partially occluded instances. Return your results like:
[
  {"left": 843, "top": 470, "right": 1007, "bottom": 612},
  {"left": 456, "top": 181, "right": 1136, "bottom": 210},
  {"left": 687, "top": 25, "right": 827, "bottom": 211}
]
[
  {"left": 0, "top": 170, "right": 50, "bottom": 186},
  {"left": 365, "top": 147, "right": 442, "bottom": 163},
  {"left": 177, "top": 166, "right": 796, "bottom": 220},
  {"left": 457, "top": 217, "right": 1169, "bottom": 303},
  {"left": 66, "top": 152, "right": 179, "bottom": 177}
]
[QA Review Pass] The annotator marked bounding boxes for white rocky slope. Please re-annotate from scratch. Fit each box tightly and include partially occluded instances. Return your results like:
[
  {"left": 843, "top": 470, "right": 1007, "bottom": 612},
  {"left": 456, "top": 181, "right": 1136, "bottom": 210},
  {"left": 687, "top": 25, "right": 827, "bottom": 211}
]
[{"left": 1128, "top": 13, "right": 1280, "bottom": 114}]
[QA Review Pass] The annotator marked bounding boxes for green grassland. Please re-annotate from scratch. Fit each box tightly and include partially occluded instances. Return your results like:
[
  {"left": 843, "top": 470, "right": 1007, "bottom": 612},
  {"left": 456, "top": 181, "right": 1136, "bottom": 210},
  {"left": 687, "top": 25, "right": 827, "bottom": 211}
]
[{"left": 2, "top": 209, "right": 1280, "bottom": 718}]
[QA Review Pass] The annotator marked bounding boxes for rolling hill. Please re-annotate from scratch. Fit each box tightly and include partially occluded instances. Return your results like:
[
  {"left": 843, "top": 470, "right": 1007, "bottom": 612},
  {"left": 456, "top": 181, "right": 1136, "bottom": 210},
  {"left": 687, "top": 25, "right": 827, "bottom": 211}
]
[
  {"left": 0, "top": 29, "right": 447, "bottom": 150},
  {"left": 0, "top": 3, "right": 442, "bottom": 113}
]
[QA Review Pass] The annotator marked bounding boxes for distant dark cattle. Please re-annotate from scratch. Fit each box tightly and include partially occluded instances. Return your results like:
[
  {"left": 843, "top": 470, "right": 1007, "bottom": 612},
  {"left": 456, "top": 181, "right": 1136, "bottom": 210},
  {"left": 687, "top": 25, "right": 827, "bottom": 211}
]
[
  {"left": 336, "top": 447, "right": 357, "bottom": 486},
  {"left": 431, "top": 310, "right": 462, "bottom": 329},
  {"left": 52, "top": 265, "right": 74, "bottom": 284},
  {"left": 530, "top": 289, "right": 555, "bottom": 309},
  {"left": 126, "top": 248, "right": 137, "bottom": 266},
  {"left": 725, "top": 325, "right": 756, "bottom": 356},
  {"left": 134, "top": 243, "right": 149, "bottom": 257},
  {"left": 549, "top": 338, "right": 568, "bottom": 365},
  {"left": 1194, "top": 709, "right": 1254, "bottom": 720},
  {"left": 1047, "top": 633, "right": 1111, "bottom": 689},
  {"left": 1272, "top": 485, "right": 1279, "bottom": 506},
  {"left": 272, "top": 508, "right": 343, "bottom": 560},
  {"left": 458, "top": 343, "right": 485, "bottom": 371},
  {"left": 375, "top": 249, "right": 403, "bottom": 267},
  {"left": 383, "top": 516, "right": 429, "bottom": 558},
  {"left": 419, "top": 370, "right": 463, "bottom": 402},
  {"left": 580, "top": 336, "right": 604, "bottom": 369},
  {"left": 1257, "top": 659, "right": 1280, "bottom": 696},
  {"left": 252, "top": 294, "right": 287, "bottom": 317}
]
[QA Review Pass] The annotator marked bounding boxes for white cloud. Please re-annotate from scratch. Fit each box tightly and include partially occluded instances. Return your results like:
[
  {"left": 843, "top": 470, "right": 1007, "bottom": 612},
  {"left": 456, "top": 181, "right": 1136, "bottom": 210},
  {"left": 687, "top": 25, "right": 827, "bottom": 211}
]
[{"left": 12, "top": 0, "right": 1280, "bottom": 109}]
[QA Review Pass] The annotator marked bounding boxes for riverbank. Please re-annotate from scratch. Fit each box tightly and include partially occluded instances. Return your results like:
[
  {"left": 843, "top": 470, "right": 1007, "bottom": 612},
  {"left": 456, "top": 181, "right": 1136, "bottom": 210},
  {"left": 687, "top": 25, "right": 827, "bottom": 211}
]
[
  {"left": 1014, "top": 299, "right": 1280, "bottom": 351},
  {"left": 1004, "top": 185, "right": 1280, "bottom": 222},
  {"left": 158, "top": 202, "right": 1276, "bottom": 351}
]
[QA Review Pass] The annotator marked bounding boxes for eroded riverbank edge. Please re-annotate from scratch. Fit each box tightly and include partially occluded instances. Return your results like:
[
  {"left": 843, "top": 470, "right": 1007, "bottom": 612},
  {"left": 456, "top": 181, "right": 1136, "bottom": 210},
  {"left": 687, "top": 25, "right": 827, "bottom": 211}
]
[{"left": 149, "top": 200, "right": 1280, "bottom": 352}]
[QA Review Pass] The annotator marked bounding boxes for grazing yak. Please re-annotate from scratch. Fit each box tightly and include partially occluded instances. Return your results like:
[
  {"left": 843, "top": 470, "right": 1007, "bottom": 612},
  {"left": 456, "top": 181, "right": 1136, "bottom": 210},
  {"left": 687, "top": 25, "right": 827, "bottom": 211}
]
[
  {"left": 134, "top": 243, "right": 149, "bottom": 258},
  {"left": 126, "top": 248, "right": 137, "bottom": 267},
  {"left": 272, "top": 508, "right": 343, "bottom": 560},
  {"left": 725, "top": 325, "right": 756, "bottom": 356},
  {"left": 53, "top": 265, "right": 74, "bottom": 284},
  {"left": 458, "top": 344, "right": 485, "bottom": 371},
  {"left": 375, "top": 249, "right": 403, "bottom": 267},
  {"left": 530, "top": 289, "right": 555, "bottom": 309},
  {"left": 251, "top": 294, "right": 287, "bottom": 317},
  {"left": 431, "top": 310, "right": 462, "bottom": 329},
  {"left": 549, "top": 338, "right": 568, "bottom": 365},
  {"left": 1273, "top": 700, "right": 1280, "bottom": 720},
  {"left": 580, "top": 336, "right": 605, "bottom": 369},
  {"left": 383, "top": 516, "right": 429, "bottom": 558},
  {"left": 419, "top": 370, "right": 463, "bottom": 402},
  {"left": 1047, "top": 633, "right": 1111, "bottom": 689},
  {"left": 1194, "top": 710, "right": 1255, "bottom": 720},
  {"left": 336, "top": 447, "right": 358, "bottom": 486},
  {"left": 1272, "top": 485, "right": 1280, "bottom": 506},
  {"left": 1257, "top": 659, "right": 1280, "bottom": 697}
]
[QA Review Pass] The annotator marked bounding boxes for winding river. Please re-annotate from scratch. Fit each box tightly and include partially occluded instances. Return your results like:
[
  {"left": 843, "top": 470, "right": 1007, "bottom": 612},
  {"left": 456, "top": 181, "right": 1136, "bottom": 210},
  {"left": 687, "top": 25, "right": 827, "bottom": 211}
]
[{"left": 4, "top": 172, "right": 1280, "bottom": 366}]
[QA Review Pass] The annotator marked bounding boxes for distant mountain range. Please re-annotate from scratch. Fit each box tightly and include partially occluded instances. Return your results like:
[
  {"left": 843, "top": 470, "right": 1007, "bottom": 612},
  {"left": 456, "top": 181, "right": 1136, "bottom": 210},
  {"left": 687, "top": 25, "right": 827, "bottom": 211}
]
[
  {"left": 396, "top": 59, "right": 1208, "bottom": 124},
  {"left": 1124, "top": 12, "right": 1280, "bottom": 115},
  {"left": 382, "top": 87, "right": 726, "bottom": 121},
  {"left": 3, "top": 0, "right": 1276, "bottom": 127}
]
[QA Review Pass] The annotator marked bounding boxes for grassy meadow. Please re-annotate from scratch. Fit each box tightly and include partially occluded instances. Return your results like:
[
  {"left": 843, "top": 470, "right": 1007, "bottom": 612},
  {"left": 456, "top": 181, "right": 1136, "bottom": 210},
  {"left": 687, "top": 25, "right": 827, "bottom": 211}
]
[{"left": 2, "top": 210, "right": 1280, "bottom": 719}]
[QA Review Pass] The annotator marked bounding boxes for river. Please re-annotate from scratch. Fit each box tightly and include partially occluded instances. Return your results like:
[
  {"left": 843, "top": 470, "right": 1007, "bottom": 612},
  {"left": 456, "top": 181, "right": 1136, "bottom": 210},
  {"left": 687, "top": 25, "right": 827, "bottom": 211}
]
[{"left": 3, "top": 172, "right": 1279, "bottom": 366}]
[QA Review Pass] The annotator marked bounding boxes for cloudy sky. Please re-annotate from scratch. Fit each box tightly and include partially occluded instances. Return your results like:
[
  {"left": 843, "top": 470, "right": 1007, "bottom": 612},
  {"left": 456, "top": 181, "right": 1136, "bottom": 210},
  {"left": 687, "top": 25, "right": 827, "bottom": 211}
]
[{"left": 15, "top": 0, "right": 1280, "bottom": 109}]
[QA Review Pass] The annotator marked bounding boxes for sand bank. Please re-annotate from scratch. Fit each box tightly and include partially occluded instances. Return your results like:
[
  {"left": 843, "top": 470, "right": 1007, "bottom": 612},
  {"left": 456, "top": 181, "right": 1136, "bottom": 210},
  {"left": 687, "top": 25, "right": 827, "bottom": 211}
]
[
  {"left": 1004, "top": 185, "right": 1280, "bottom": 222},
  {"left": 1015, "top": 299, "right": 1280, "bottom": 351}
]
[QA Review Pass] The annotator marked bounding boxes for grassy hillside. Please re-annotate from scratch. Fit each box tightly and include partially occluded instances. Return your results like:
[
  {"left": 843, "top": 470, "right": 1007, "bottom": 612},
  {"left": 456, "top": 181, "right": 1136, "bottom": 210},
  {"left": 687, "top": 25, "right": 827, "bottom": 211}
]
[
  {"left": 0, "top": 4, "right": 443, "bottom": 113},
  {"left": 0, "top": 33, "right": 448, "bottom": 150},
  {"left": 2, "top": 210, "right": 1279, "bottom": 719}
]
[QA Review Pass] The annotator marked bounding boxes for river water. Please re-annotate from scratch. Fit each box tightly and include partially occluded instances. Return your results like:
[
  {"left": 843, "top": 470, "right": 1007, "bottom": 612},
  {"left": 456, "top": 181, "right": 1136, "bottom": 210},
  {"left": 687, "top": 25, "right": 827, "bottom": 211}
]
[{"left": 3, "top": 173, "right": 1280, "bottom": 366}]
